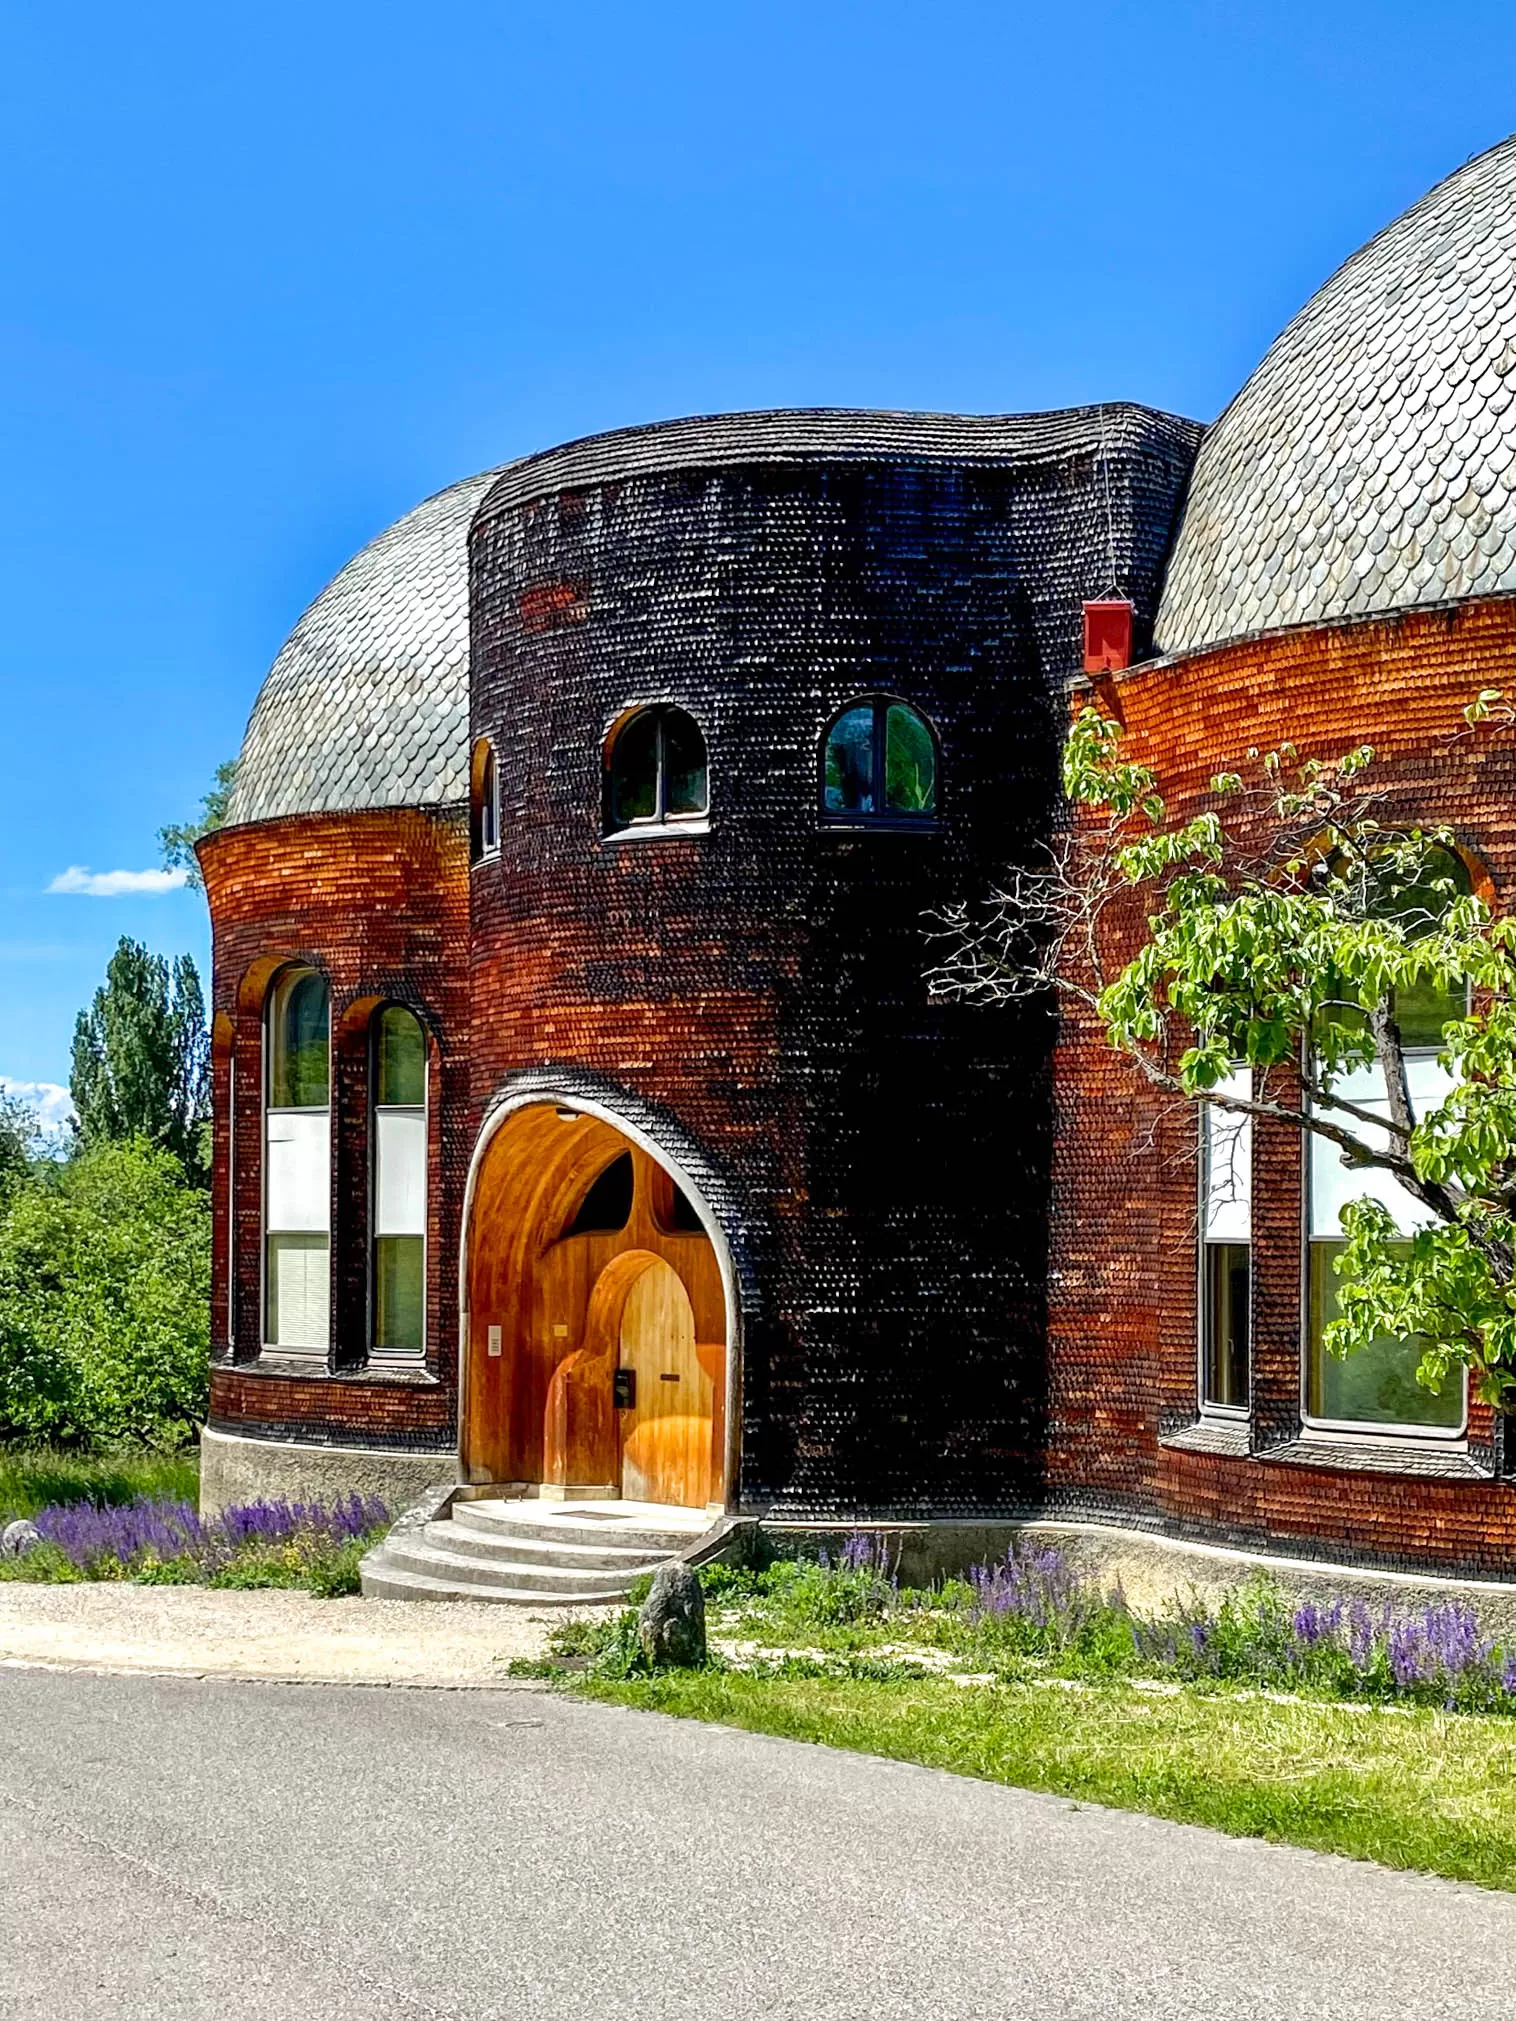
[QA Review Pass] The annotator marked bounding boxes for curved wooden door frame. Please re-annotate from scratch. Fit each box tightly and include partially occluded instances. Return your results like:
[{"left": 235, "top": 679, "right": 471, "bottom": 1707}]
[{"left": 458, "top": 1090, "right": 742, "bottom": 1512}]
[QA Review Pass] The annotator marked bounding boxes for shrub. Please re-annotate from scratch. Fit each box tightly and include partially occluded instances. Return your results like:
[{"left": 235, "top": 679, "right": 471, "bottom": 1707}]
[{"left": 0, "top": 1140, "right": 210, "bottom": 1446}]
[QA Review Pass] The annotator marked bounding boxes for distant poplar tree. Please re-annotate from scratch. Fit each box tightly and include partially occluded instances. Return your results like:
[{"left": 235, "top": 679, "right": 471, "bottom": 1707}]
[{"left": 70, "top": 939, "right": 211, "bottom": 1184}]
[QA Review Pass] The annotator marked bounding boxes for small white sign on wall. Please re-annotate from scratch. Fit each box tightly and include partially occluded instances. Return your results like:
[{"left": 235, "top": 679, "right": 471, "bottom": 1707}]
[{"left": 488, "top": 1325, "right": 502, "bottom": 1358}]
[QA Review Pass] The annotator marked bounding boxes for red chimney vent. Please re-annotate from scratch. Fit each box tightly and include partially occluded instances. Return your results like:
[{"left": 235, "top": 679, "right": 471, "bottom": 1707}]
[{"left": 1083, "top": 599, "right": 1134, "bottom": 675}]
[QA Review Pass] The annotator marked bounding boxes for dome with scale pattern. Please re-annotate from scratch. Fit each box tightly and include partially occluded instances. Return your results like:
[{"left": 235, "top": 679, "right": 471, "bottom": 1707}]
[
  {"left": 225, "top": 468, "right": 503, "bottom": 827},
  {"left": 1156, "top": 135, "right": 1516, "bottom": 657}
]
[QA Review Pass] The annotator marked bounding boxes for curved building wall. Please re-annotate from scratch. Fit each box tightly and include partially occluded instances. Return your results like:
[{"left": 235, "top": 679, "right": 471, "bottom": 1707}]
[
  {"left": 1050, "top": 594, "right": 1516, "bottom": 1578},
  {"left": 467, "top": 409, "right": 1199, "bottom": 1517},
  {"left": 199, "top": 808, "right": 469, "bottom": 1473}
]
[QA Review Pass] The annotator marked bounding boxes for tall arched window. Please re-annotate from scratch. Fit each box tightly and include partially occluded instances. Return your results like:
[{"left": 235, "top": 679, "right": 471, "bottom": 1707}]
[
  {"left": 470, "top": 738, "right": 499, "bottom": 862},
  {"left": 1306, "top": 845, "right": 1471, "bottom": 1434},
  {"left": 372, "top": 1005, "right": 427, "bottom": 1356},
  {"left": 264, "top": 967, "right": 330, "bottom": 1352},
  {"left": 822, "top": 697, "right": 937, "bottom": 822},
  {"left": 606, "top": 706, "right": 708, "bottom": 832}
]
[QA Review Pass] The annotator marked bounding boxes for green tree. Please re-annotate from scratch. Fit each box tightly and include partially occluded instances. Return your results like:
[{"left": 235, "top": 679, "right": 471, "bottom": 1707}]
[
  {"left": 0, "top": 1139, "right": 210, "bottom": 1446},
  {"left": 0, "top": 1093, "right": 39, "bottom": 1202},
  {"left": 70, "top": 939, "right": 211, "bottom": 1183},
  {"left": 932, "top": 692, "right": 1516, "bottom": 1411},
  {"left": 158, "top": 757, "right": 237, "bottom": 892}
]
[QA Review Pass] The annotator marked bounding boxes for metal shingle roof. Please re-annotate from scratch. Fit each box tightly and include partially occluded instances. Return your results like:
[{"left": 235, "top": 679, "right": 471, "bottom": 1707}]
[
  {"left": 225, "top": 469, "right": 504, "bottom": 826},
  {"left": 1157, "top": 135, "right": 1516, "bottom": 657}
]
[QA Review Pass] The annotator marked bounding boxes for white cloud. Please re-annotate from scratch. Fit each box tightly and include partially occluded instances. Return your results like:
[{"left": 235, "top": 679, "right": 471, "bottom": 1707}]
[
  {"left": 0, "top": 1078, "right": 76, "bottom": 1130},
  {"left": 48, "top": 865, "right": 188, "bottom": 897}
]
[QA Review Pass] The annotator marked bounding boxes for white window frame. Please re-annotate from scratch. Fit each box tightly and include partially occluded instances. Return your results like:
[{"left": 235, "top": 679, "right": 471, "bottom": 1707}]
[
  {"left": 1302, "top": 1051, "right": 1468, "bottom": 1444},
  {"left": 1197, "top": 1067, "right": 1251, "bottom": 1419},
  {"left": 262, "top": 967, "right": 331, "bottom": 1358},
  {"left": 369, "top": 1005, "right": 427, "bottom": 1361}
]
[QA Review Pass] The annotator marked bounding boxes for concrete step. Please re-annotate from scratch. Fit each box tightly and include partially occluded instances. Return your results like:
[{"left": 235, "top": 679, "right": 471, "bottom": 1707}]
[
  {"left": 380, "top": 1531, "right": 661, "bottom": 1598},
  {"left": 419, "top": 1521, "right": 667, "bottom": 1573},
  {"left": 449, "top": 1499, "right": 702, "bottom": 1555},
  {"left": 359, "top": 1492, "right": 717, "bottom": 1605},
  {"left": 359, "top": 1560, "right": 620, "bottom": 1607}
]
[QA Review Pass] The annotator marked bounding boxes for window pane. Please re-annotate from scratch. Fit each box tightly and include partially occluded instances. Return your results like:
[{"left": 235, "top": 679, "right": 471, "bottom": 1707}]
[
  {"left": 1202, "top": 1243, "right": 1249, "bottom": 1408},
  {"left": 567, "top": 1152, "right": 634, "bottom": 1235},
  {"left": 375, "top": 1109, "right": 426, "bottom": 1235},
  {"left": 375, "top": 1234, "right": 424, "bottom": 1352},
  {"left": 885, "top": 704, "right": 936, "bottom": 814},
  {"left": 1370, "top": 844, "right": 1469, "bottom": 1047},
  {"left": 376, "top": 1006, "right": 426, "bottom": 1107},
  {"left": 266, "top": 1110, "right": 330, "bottom": 1232},
  {"left": 662, "top": 710, "right": 708, "bottom": 816},
  {"left": 824, "top": 706, "right": 875, "bottom": 814},
  {"left": 480, "top": 746, "right": 498, "bottom": 851},
  {"left": 1395, "top": 973, "right": 1467, "bottom": 1050},
  {"left": 611, "top": 711, "right": 660, "bottom": 825},
  {"left": 269, "top": 970, "right": 329, "bottom": 1108},
  {"left": 1309, "top": 1057, "right": 1452, "bottom": 1238},
  {"left": 1202, "top": 1072, "right": 1251, "bottom": 1241},
  {"left": 267, "top": 1232, "right": 329, "bottom": 1349},
  {"left": 1307, "top": 1240, "right": 1462, "bottom": 1430}
]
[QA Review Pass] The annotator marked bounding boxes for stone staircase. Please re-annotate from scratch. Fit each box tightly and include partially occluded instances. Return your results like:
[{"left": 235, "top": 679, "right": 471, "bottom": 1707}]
[{"left": 359, "top": 1491, "right": 713, "bottom": 1605}]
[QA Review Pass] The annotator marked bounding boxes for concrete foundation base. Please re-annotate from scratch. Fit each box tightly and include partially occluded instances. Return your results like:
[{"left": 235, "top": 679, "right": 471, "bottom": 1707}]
[
  {"left": 199, "top": 1426, "right": 458, "bottom": 1519},
  {"left": 759, "top": 1517, "right": 1516, "bottom": 1638}
]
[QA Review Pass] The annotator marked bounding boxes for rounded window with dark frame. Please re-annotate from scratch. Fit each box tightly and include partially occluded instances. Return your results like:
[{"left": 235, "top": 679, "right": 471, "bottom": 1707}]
[
  {"left": 470, "top": 739, "right": 499, "bottom": 862},
  {"left": 608, "top": 707, "right": 708, "bottom": 833},
  {"left": 822, "top": 698, "right": 937, "bottom": 821}
]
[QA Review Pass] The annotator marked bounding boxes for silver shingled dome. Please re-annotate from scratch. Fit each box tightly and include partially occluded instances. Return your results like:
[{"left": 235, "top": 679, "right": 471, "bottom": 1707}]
[
  {"left": 226, "top": 469, "right": 503, "bottom": 826},
  {"left": 1157, "top": 136, "right": 1516, "bottom": 657}
]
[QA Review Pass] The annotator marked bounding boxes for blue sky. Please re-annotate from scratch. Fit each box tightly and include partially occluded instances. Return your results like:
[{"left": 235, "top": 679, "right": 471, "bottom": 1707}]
[{"left": 3, "top": 0, "right": 1515, "bottom": 1112}]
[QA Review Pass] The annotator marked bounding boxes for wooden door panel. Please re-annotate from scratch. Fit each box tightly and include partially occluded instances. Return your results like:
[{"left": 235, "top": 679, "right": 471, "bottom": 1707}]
[{"left": 618, "top": 1260, "right": 713, "bottom": 1507}]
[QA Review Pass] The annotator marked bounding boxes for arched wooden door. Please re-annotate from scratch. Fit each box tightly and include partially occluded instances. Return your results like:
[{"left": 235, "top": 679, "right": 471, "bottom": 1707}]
[
  {"left": 616, "top": 1258, "right": 713, "bottom": 1507},
  {"left": 463, "top": 1105, "right": 727, "bottom": 1507}
]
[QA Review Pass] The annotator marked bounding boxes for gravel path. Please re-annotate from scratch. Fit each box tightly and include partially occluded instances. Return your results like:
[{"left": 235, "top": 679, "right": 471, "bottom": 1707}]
[{"left": 0, "top": 1581, "right": 605, "bottom": 1686}]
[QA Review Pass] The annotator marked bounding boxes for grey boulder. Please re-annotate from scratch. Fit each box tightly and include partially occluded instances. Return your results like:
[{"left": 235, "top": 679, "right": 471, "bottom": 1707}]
[
  {"left": 1, "top": 1519, "right": 41, "bottom": 1559},
  {"left": 637, "top": 1561, "right": 706, "bottom": 1668}
]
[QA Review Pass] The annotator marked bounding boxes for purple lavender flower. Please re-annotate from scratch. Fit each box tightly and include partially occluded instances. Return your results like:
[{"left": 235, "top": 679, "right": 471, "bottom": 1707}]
[
  {"left": 29, "top": 1491, "right": 389, "bottom": 1577},
  {"left": 1291, "top": 1599, "right": 1344, "bottom": 1649},
  {"left": 839, "top": 1531, "right": 896, "bottom": 1577}
]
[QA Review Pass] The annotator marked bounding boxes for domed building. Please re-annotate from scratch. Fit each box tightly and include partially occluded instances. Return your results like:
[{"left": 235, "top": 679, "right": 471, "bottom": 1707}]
[{"left": 200, "top": 135, "right": 1516, "bottom": 1596}]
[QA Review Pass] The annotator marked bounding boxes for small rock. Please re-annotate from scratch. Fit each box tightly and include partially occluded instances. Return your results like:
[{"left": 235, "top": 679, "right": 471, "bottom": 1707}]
[
  {"left": 1, "top": 1519, "right": 41, "bottom": 1559},
  {"left": 637, "top": 1561, "right": 706, "bottom": 1668}
]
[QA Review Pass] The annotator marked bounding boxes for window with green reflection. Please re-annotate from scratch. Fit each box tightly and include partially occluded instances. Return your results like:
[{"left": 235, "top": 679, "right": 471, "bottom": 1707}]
[
  {"left": 607, "top": 707, "right": 708, "bottom": 831},
  {"left": 1305, "top": 843, "right": 1470, "bottom": 1434},
  {"left": 268, "top": 969, "right": 329, "bottom": 1109},
  {"left": 822, "top": 698, "right": 937, "bottom": 822}
]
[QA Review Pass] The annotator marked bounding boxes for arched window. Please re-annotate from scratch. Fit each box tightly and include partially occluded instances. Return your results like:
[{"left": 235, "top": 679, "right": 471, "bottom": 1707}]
[
  {"left": 822, "top": 698, "right": 937, "bottom": 822},
  {"left": 607, "top": 706, "right": 708, "bottom": 832},
  {"left": 372, "top": 1005, "right": 427, "bottom": 1356},
  {"left": 565, "top": 1152, "right": 634, "bottom": 1235},
  {"left": 470, "top": 738, "right": 499, "bottom": 862},
  {"left": 264, "top": 967, "right": 330, "bottom": 1353},
  {"left": 1306, "top": 844, "right": 1471, "bottom": 1434}
]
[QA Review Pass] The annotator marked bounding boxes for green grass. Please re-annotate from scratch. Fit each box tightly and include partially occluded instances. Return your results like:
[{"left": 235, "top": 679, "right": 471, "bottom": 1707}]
[
  {"left": 578, "top": 1669, "right": 1516, "bottom": 1891},
  {"left": 0, "top": 1444, "right": 199, "bottom": 1522}
]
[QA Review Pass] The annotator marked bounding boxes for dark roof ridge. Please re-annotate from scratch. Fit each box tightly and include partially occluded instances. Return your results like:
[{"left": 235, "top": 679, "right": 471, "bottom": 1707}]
[{"left": 474, "top": 403, "right": 1204, "bottom": 525}]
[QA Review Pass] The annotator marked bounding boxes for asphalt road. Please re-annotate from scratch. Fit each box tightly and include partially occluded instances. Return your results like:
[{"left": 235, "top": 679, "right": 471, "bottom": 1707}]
[{"left": 2, "top": 1667, "right": 1513, "bottom": 2020}]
